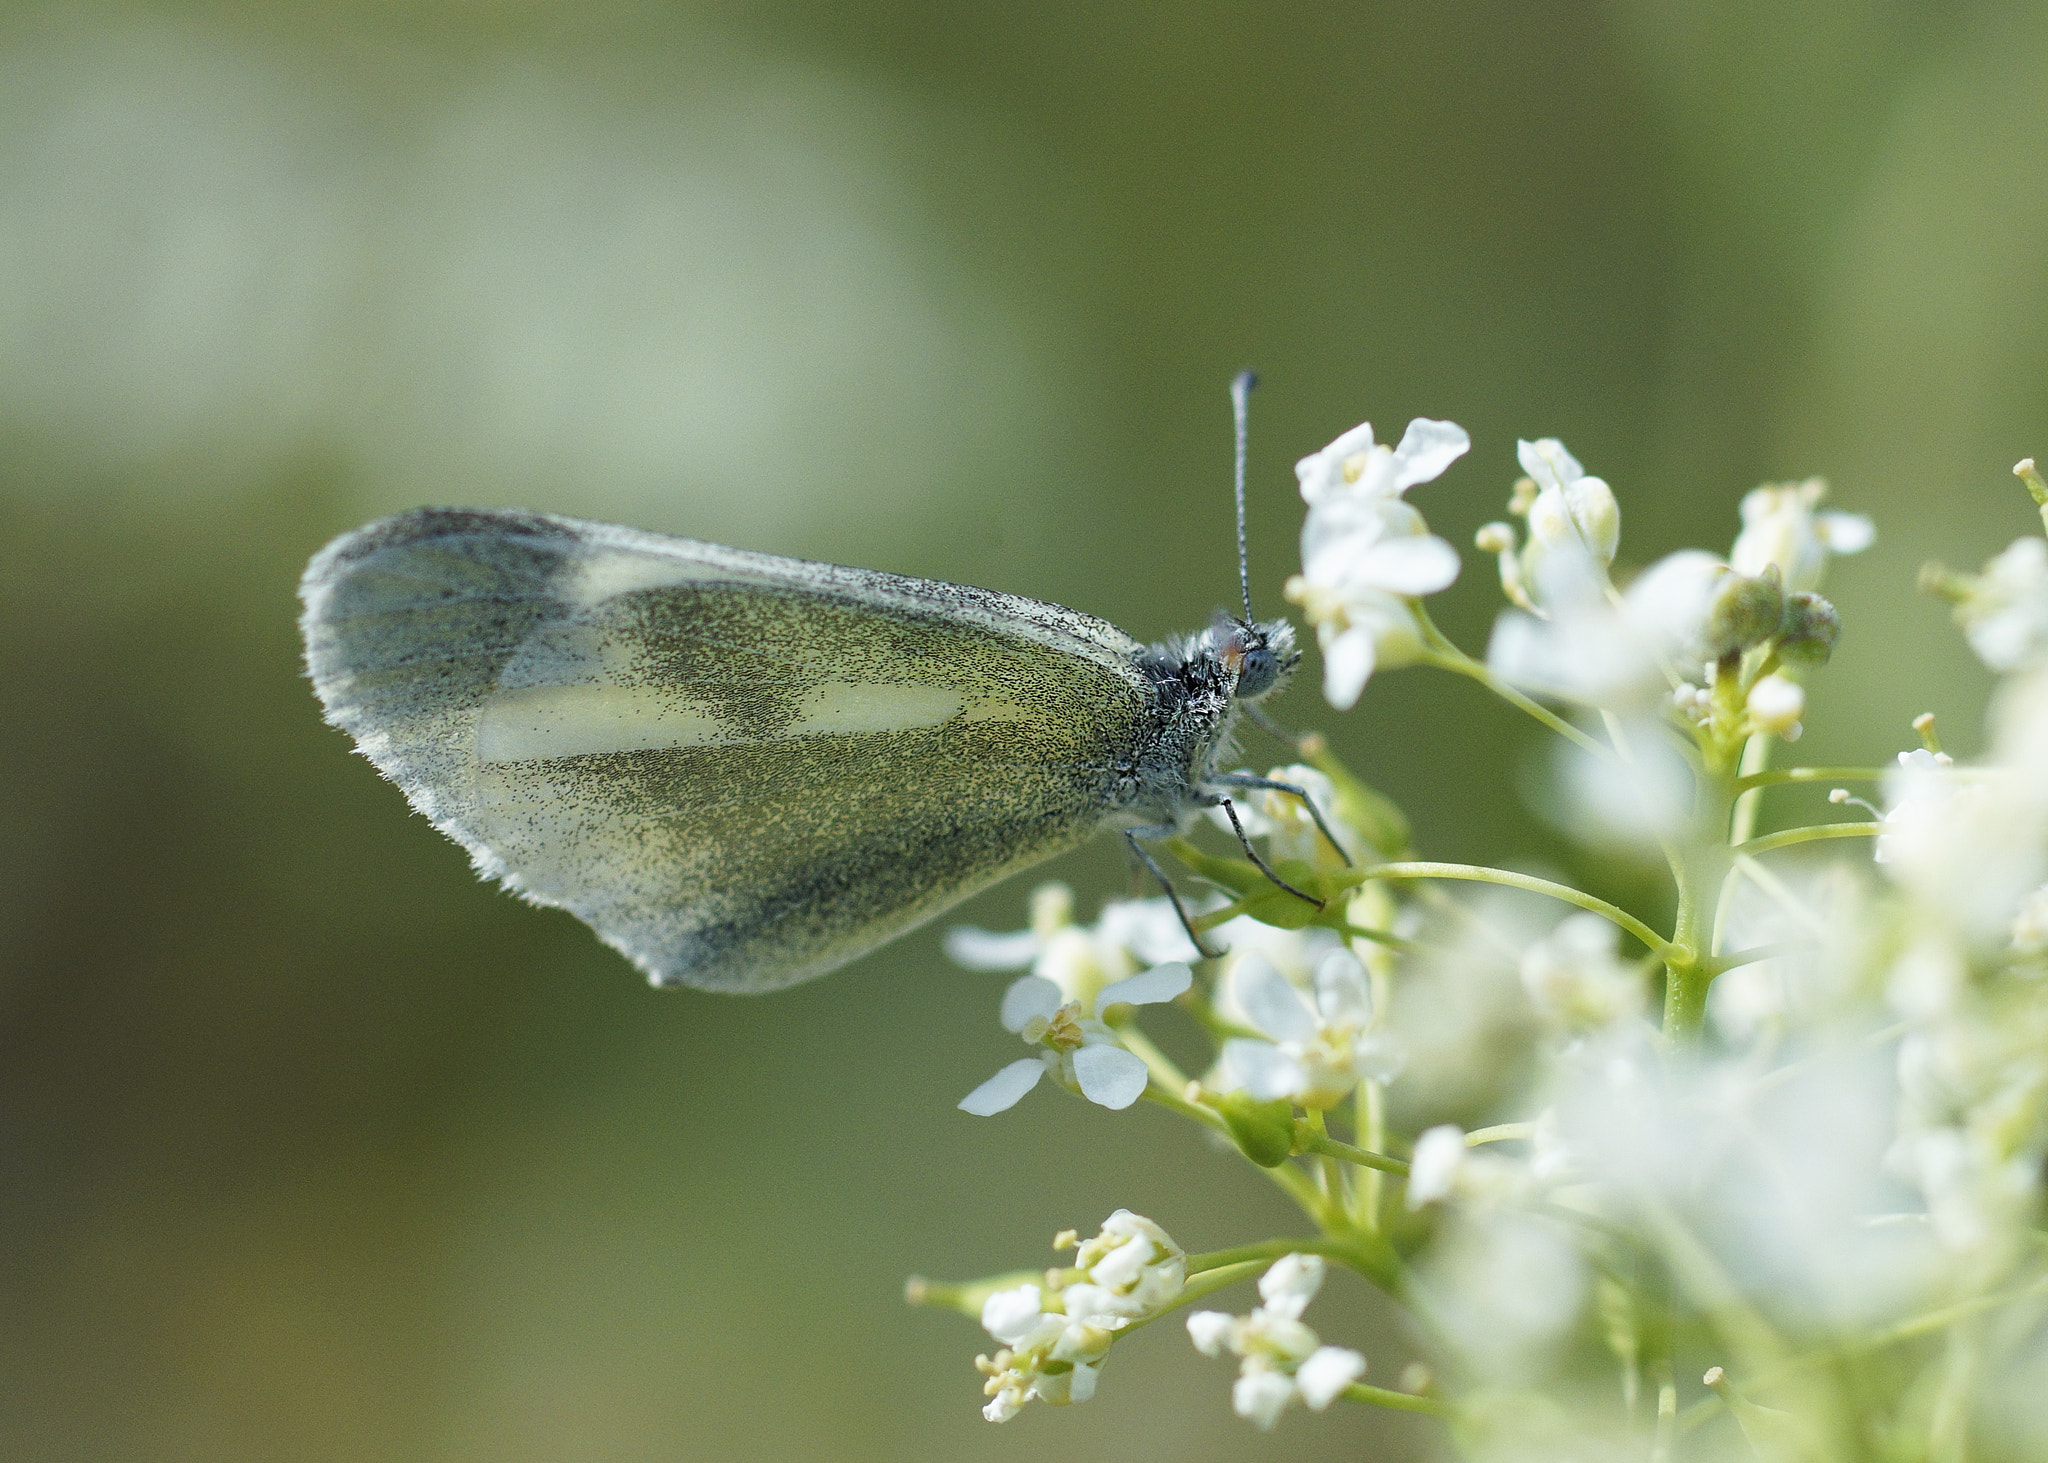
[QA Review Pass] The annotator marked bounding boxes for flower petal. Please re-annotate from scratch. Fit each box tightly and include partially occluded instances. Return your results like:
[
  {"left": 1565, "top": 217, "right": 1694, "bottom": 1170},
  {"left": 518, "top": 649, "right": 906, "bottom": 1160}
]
[
  {"left": 1388, "top": 417, "right": 1471, "bottom": 491},
  {"left": 1186, "top": 1310, "right": 1235, "bottom": 1357},
  {"left": 1071, "top": 1044, "right": 1151, "bottom": 1109},
  {"left": 1817, "top": 511, "right": 1875, "bottom": 554},
  {"left": 943, "top": 925, "right": 1042, "bottom": 971},
  {"left": 1000, "top": 975, "right": 1064, "bottom": 1032},
  {"left": 1516, "top": 436, "right": 1584, "bottom": 493},
  {"left": 1233, "top": 1369, "right": 1297, "bottom": 1430},
  {"left": 1320, "top": 627, "right": 1377, "bottom": 710},
  {"left": 959, "top": 1058, "right": 1049, "bottom": 1116},
  {"left": 1294, "top": 421, "right": 1380, "bottom": 502},
  {"left": 1296, "top": 1346, "right": 1367, "bottom": 1410},
  {"left": 1313, "top": 950, "right": 1372, "bottom": 1024},
  {"left": 980, "top": 1282, "right": 1045, "bottom": 1343},
  {"left": 1258, "top": 1252, "right": 1327, "bottom": 1314},
  {"left": 1097, "top": 961, "right": 1192, "bottom": 1011},
  {"left": 1354, "top": 533, "right": 1460, "bottom": 596},
  {"left": 1232, "top": 952, "right": 1319, "bottom": 1041},
  {"left": 1406, "top": 1123, "right": 1467, "bottom": 1206},
  {"left": 1220, "top": 1037, "right": 1306, "bottom": 1101}
]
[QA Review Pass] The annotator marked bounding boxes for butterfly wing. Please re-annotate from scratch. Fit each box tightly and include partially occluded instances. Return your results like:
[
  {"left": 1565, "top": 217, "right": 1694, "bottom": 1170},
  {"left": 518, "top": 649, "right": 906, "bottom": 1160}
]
[{"left": 300, "top": 508, "right": 1152, "bottom": 991}]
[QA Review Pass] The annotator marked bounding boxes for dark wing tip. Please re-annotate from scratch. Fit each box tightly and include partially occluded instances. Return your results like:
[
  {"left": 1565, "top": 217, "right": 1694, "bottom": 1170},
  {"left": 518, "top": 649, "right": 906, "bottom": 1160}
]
[{"left": 300, "top": 507, "right": 576, "bottom": 601}]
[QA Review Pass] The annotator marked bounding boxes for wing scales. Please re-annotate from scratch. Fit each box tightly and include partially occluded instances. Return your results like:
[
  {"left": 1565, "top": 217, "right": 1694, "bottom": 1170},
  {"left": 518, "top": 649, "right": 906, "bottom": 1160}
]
[{"left": 301, "top": 508, "right": 1152, "bottom": 991}]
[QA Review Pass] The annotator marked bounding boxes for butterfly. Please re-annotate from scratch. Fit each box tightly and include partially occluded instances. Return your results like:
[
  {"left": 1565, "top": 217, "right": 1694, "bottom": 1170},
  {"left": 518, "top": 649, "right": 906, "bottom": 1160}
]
[{"left": 298, "top": 377, "right": 1346, "bottom": 991}]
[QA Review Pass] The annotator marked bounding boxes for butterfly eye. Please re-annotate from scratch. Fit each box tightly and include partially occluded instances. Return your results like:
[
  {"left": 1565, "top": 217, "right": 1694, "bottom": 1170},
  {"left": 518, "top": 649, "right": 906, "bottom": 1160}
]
[{"left": 1235, "top": 644, "right": 1279, "bottom": 699}]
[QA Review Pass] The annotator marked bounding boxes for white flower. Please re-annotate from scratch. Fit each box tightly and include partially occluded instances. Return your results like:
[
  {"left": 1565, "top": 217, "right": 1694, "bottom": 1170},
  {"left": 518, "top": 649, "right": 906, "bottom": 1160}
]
[
  {"left": 974, "top": 1211, "right": 1187, "bottom": 1422},
  {"left": 1950, "top": 537, "right": 2048, "bottom": 672},
  {"left": 1067, "top": 1209, "right": 1188, "bottom": 1318},
  {"left": 1746, "top": 673, "right": 1806, "bottom": 739},
  {"left": 958, "top": 961, "right": 1191, "bottom": 1115},
  {"left": 1487, "top": 548, "right": 1728, "bottom": 709},
  {"left": 1878, "top": 735, "right": 2048, "bottom": 942},
  {"left": 1295, "top": 416, "right": 1471, "bottom": 508},
  {"left": 1517, "top": 437, "right": 1620, "bottom": 572},
  {"left": 945, "top": 883, "right": 1200, "bottom": 1011},
  {"left": 1728, "top": 477, "right": 1873, "bottom": 593},
  {"left": 1185, "top": 1254, "right": 1366, "bottom": 1430},
  {"left": 976, "top": 1281, "right": 1112, "bottom": 1420},
  {"left": 1285, "top": 417, "right": 1469, "bottom": 709},
  {"left": 1217, "top": 949, "right": 1404, "bottom": 1108},
  {"left": 1405, "top": 1124, "right": 1467, "bottom": 1207},
  {"left": 1206, "top": 764, "right": 1350, "bottom": 868},
  {"left": 1518, "top": 912, "right": 1646, "bottom": 1034}
]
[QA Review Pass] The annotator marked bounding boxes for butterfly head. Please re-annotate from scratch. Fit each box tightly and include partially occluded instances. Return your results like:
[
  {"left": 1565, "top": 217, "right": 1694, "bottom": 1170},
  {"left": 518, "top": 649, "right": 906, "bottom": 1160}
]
[{"left": 1212, "top": 615, "right": 1298, "bottom": 703}]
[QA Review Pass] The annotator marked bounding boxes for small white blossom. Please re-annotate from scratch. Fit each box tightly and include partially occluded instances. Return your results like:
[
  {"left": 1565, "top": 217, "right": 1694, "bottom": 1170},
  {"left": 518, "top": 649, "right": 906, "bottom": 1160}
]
[
  {"left": 1951, "top": 536, "right": 2048, "bottom": 672},
  {"left": 1878, "top": 735, "right": 2048, "bottom": 942},
  {"left": 1406, "top": 1124, "right": 1468, "bottom": 1207},
  {"left": 975, "top": 1211, "right": 1186, "bottom": 1422},
  {"left": 1728, "top": 478, "right": 1873, "bottom": 592},
  {"left": 1285, "top": 417, "right": 1469, "bottom": 709},
  {"left": 1185, "top": 1254, "right": 1366, "bottom": 1430},
  {"left": 1218, "top": 949, "right": 1404, "bottom": 1108},
  {"left": 1206, "top": 764, "right": 1349, "bottom": 868},
  {"left": 1518, "top": 437, "right": 1620, "bottom": 573},
  {"left": 958, "top": 962, "right": 1191, "bottom": 1115},
  {"left": 946, "top": 883, "right": 1199, "bottom": 1008},
  {"left": 1519, "top": 912, "right": 1646, "bottom": 1033},
  {"left": 1746, "top": 672, "right": 1806, "bottom": 739},
  {"left": 1487, "top": 548, "right": 1728, "bottom": 709}
]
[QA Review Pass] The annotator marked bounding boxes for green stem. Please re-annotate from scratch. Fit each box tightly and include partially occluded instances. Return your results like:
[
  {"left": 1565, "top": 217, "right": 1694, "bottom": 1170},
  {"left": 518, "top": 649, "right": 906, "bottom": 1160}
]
[
  {"left": 1345, "top": 861, "right": 1671, "bottom": 957},
  {"left": 1356, "top": 1081, "right": 1385, "bottom": 1232},
  {"left": 1662, "top": 715, "right": 1740, "bottom": 1051},
  {"left": 1466, "top": 1122, "right": 1536, "bottom": 1146},
  {"left": 1341, "top": 1381, "right": 1455, "bottom": 1418},
  {"left": 1732, "top": 765, "right": 1890, "bottom": 795},
  {"left": 1735, "top": 821, "right": 1883, "bottom": 857},
  {"left": 1411, "top": 604, "right": 1612, "bottom": 757},
  {"left": 1187, "top": 1236, "right": 1373, "bottom": 1275},
  {"left": 1728, "top": 734, "right": 1772, "bottom": 845},
  {"left": 1296, "top": 1127, "right": 1411, "bottom": 1176},
  {"left": 1140, "top": 1081, "right": 1333, "bottom": 1221}
]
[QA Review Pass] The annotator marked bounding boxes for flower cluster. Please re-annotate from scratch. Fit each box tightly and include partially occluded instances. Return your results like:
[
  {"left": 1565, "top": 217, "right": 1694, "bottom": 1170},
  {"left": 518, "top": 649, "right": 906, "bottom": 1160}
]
[
  {"left": 1185, "top": 1255, "right": 1366, "bottom": 1429},
  {"left": 912, "top": 421, "right": 2048, "bottom": 1461},
  {"left": 1284, "top": 417, "right": 1469, "bottom": 708},
  {"left": 974, "top": 1211, "right": 1186, "bottom": 1421}
]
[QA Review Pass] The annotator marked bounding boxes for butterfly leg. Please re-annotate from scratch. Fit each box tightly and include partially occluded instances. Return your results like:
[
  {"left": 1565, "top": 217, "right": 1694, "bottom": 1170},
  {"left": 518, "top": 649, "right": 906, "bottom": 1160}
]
[
  {"left": 1204, "top": 795, "right": 1325, "bottom": 909},
  {"left": 1242, "top": 701, "right": 1304, "bottom": 748},
  {"left": 1122, "top": 827, "right": 1225, "bottom": 961},
  {"left": 1208, "top": 773, "right": 1354, "bottom": 867}
]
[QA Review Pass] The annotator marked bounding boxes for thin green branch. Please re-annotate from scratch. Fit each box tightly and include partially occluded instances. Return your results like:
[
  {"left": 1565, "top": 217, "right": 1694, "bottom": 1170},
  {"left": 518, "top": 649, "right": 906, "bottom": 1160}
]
[
  {"left": 1145, "top": 1081, "right": 1334, "bottom": 1220},
  {"left": 1465, "top": 1122, "right": 1536, "bottom": 1146},
  {"left": 1296, "top": 1128, "right": 1411, "bottom": 1176},
  {"left": 1346, "top": 861, "right": 1672, "bottom": 957},
  {"left": 1732, "top": 765, "right": 1890, "bottom": 795},
  {"left": 1735, "top": 821, "right": 1883, "bottom": 857},
  {"left": 1704, "top": 942, "right": 1792, "bottom": 977},
  {"left": 1411, "top": 604, "right": 1611, "bottom": 757},
  {"left": 1341, "top": 1380, "right": 1455, "bottom": 1418}
]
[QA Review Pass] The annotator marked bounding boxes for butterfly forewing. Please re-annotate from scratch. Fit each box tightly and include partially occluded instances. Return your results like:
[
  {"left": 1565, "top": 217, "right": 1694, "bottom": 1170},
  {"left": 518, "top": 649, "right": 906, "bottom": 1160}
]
[{"left": 302, "top": 508, "right": 1152, "bottom": 991}]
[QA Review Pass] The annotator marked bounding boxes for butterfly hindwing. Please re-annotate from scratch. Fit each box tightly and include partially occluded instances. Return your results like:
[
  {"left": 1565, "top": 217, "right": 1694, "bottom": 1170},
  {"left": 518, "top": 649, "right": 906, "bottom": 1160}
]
[{"left": 301, "top": 508, "right": 1153, "bottom": 991}]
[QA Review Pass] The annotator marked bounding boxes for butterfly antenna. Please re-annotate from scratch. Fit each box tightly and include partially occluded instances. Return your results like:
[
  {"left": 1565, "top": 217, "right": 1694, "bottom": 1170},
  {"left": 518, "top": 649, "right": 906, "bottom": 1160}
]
[{"left": 1231, "top": 368, "right": 1258, "bottom": 622}]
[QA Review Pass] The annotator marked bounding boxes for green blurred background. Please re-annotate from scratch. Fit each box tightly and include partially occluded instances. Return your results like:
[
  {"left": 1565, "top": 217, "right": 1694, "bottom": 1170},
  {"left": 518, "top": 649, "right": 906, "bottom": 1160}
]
[{"left": 4, "top": 3, "right": 2046, "bottom": 1458}]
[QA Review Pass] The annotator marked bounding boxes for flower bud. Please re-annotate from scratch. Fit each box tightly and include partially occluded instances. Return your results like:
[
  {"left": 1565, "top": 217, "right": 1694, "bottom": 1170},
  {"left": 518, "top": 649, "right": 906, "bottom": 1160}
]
[
  {"left": 1475, "top": 521, "right": 1516, "bottom": 555},
  {"left": 1746, "top": 674, "right": 1806, "bottom": 738},
  {"left": 1213, "top": 1091, "right": 1296, "bottom": 1168},
  {"left": 1777, "top": 591, "right": 1840, "bottom": 666},
  {"left": 1526, "top": 476, "right": 1621, "bottom": 568},
  {"left": 1703, "top": 568, "right": 1786, "bottom": 659}
]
